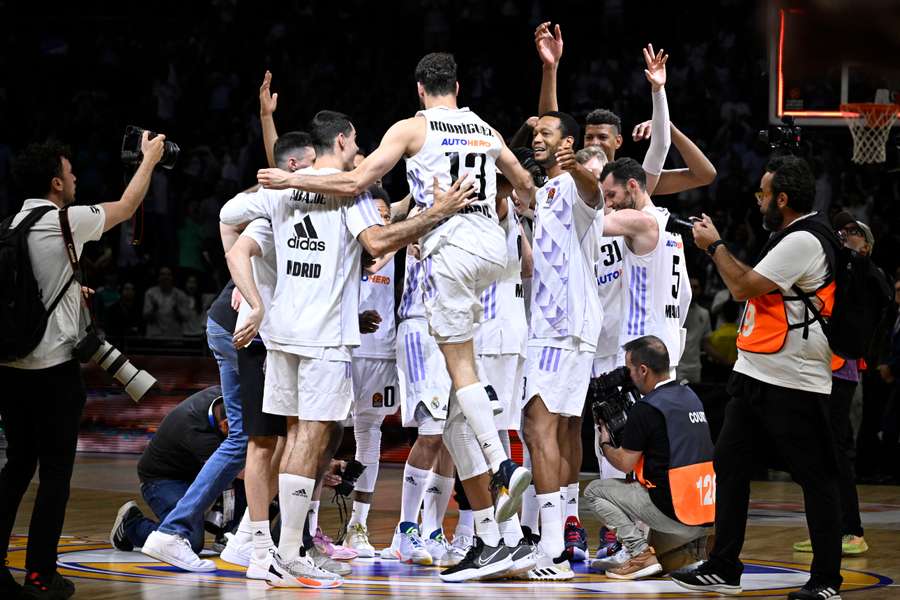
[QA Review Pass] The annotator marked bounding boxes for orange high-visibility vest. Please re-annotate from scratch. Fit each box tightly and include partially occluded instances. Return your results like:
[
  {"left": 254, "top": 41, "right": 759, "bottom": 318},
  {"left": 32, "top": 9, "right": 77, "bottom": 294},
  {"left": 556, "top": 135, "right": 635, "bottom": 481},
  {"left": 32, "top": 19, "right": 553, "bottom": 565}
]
[
  {"left": 633, "top": 382, "right": 716, "bottom": 526},
  {"left": 737, "top": 281, "right": 836, "bottom": 354}
]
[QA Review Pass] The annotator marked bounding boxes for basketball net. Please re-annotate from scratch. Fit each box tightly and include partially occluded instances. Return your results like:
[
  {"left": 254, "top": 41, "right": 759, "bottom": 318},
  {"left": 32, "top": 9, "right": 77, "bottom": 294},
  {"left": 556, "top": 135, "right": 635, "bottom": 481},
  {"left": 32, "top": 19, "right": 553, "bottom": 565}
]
[{"left": 841, "top": 103, "right": 899, "bottom": 164}]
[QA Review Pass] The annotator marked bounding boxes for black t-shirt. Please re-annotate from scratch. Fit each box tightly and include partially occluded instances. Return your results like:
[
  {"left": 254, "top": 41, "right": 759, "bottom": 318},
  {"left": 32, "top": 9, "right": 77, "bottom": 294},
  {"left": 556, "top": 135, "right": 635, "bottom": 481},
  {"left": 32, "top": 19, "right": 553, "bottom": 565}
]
[
  {"left": 207, "top": 280, "right": 237, "bottom": 333},
  {"left": 137, "top": 386, "right": 224, "bottom": 483},
  {"left": 622, "top": 401, "right": 676, "bottom": 520}
]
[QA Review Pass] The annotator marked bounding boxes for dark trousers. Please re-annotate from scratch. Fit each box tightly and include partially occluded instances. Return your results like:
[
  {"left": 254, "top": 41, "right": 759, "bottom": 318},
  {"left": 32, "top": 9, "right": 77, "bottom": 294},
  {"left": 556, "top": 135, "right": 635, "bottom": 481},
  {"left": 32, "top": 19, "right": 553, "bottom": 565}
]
[
  {"left": 124, "top": 479, "right": 202, "bottom": 552},
  {"left": 710, "top": 373, "right": 842, "bottom": 588},
  {"left": 0, "top": 360, "right": 86, "bottom": 575},
  {"left": 830, "top": 378, "right": 864, "bottom": 537}
]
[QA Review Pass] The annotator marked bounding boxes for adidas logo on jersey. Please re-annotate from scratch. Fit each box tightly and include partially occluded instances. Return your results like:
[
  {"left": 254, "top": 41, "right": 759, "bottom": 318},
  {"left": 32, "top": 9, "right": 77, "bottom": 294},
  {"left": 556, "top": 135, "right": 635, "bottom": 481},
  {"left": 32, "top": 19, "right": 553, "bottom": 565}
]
[
  {"left": 292, "top": 489, "right": 308, "bottom": 497},
  {"left": 289, "top": 215, "right": 326, "bottom": 251}
]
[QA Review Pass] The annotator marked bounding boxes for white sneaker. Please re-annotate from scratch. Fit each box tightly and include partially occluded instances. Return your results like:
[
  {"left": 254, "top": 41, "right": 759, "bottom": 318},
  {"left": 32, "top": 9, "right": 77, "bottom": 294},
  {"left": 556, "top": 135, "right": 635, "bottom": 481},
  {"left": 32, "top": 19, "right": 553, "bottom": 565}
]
[
  {"left": 308, "top": 546, "right": 352, "bottom": 576},
  {"left": 423, "top": 531, "right": 455, "bottom": 567},
  {"left": 246, "top": 548, "right": 275, "bottom": 580},
  {"left": 142, "top": 530, "right": 216, "bottom": 572},
  {"left": 220, "top": 533, "right": 252, "bottom": 567},
  {"left": 266, "top": 549, "right": 342, "bottom": 588},
  {"left": 380, "top": 529, "right": 402, "bottom": 560},
  {"left": 397, "top": 523, "right": 432, "bottom": 565},
  {"left": 524, "top": 547, "right": 574, "bottom": 581},
  {"left": 344, "top": 523, "right": 375, "bottom": 558},
  {"left": 450, "top": 533, "right": 473, "bottom": 555}
]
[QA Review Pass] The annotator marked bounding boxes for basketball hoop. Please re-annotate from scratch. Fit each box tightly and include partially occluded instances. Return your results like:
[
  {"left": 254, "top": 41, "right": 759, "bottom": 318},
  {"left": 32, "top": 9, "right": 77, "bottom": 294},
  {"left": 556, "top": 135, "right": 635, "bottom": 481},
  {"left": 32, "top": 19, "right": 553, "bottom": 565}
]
[{"left": 840, "top": 103, "right": 899, "bottom": 164}]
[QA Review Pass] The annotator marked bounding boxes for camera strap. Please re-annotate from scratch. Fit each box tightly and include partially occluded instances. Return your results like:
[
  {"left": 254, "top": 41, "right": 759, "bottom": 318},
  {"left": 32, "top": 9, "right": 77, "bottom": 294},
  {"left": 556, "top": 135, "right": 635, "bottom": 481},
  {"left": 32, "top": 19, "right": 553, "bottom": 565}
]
[{"left": 58, "top": 207, "right": 95, "bottom": 329}]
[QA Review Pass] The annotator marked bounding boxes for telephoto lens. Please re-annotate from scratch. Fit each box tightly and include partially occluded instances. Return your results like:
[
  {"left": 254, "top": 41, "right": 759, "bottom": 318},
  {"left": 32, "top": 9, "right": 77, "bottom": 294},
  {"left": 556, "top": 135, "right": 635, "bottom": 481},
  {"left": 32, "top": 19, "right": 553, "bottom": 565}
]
[{"left": 74, "top": 333, "right": 157, "bottom": 402}]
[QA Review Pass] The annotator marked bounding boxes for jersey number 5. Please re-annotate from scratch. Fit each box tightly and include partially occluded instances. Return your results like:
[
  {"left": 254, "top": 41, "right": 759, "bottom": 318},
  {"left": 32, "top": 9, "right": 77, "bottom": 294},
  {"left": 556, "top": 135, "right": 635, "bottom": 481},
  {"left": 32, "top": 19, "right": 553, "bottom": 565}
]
[
  {"left": 671, "top": 255, "right": 681, "bottom": 299},
  {"left": 445, "top": 152, "right": 487, "bottom": 200}
]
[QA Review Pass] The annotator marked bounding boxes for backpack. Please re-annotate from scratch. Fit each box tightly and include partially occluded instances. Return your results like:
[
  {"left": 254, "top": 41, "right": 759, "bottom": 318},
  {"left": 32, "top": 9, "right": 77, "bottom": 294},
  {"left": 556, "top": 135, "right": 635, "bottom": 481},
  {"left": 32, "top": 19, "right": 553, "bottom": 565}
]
[
  {"left": 0, "top": 206, "right": 76, "bottom": 362},
  {"left": 785, "top": 216, "right": 894, "bottom": 360}
]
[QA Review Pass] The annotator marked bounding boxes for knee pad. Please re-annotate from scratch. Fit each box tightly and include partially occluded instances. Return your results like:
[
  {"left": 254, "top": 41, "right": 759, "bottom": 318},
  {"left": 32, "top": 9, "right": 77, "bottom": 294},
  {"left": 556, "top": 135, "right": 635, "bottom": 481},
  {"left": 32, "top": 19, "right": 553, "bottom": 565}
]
[
  {"left": 418, "top": 415, "right": 444, "bottom": 437},
  {"left": 442, "top": 412, "right": 488, "bottom": 481},
  {"left": 353, "top": 415, "right": 384, "bottom": 465}
]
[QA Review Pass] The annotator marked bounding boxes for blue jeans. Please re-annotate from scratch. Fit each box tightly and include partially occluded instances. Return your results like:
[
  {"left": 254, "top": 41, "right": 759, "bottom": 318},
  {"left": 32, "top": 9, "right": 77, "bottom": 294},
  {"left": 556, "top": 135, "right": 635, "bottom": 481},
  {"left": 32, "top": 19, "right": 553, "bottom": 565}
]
[
  {"left": 157, "top": 317, "right": 248, "bottom": 541},
  {"left": 125, "top": 479, "right": 204, "bottom": 552}
]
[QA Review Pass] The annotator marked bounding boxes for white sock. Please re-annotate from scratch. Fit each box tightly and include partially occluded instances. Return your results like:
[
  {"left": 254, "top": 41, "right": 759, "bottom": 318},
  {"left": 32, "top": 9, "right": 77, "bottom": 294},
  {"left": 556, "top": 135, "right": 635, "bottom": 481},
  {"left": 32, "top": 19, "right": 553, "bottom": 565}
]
[
  {"left": 349, "top": 501, "right": 371, "bottom": 528},
  {"left": 559, "top": 487, "right": 567, "bottom": 522},
  {"left": 233, "top": 509, "right": 253, "bottom": 545},
  {"left": 537, "top": 492, "right": 564, "bottom": 558},
  {"left": 473, "top": 507, "right": 501, "bottom": 547},
  {"left": 521, "top": 484, "right": 539, "bottom": 532},
  {"left": 499, "top": 513, "right": 524, "bottom": 547},
  {"left": 455, "top": 509, "right": 474, "bottom": 538},
  {"left": 400, "top": 464, "right": 430, "bottom": 524},
  {"left": 308, "top": 500, "right": 320, "bottom": 534},
  {"left": 250, "top": 519, "right": 273, "bottom": 560},
  {"left": 277, "top": 473, "right": 315, "bottom": 559},
  {"left": 566, "top": 483, "right": 580, "bottom": 519},
  {"left": 421, "top": 472, "right": 454, "bottom": 537},
  {"left": 456, "top": 383, "right": 507, "bottom": 471}
]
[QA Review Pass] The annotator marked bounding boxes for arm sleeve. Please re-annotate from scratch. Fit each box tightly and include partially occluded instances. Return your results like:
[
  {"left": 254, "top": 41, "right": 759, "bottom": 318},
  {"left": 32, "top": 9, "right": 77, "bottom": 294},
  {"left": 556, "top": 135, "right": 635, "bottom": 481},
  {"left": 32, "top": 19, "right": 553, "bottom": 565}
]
[
  {"left": 68, "top": 205, "right": 106, "bottom": 246},
  {"left": 220, "top": 189, "right": 273, "bottom": 225},
  {"left": 346, "top": 192, "right": 385, "bottom": 238},
  {"left": 753, "top": 231, "right": 825, "bottom": 291},
  {"left": 641, "top": 89, "right": 671, "bottom": 176}
]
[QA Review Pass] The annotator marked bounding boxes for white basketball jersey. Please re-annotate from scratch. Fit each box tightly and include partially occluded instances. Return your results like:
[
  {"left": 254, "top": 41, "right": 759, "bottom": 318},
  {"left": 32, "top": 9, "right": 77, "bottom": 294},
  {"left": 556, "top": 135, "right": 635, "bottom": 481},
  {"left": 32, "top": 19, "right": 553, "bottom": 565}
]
[
  {"left": 397, "top": 252, "right": 430, "bottom": 322},
  {"left": 619, "top": 205, "right": 690, "bottom": 366},
  {"left": 476, "top": 198, "right": 527, "bottom": 357},
  {"left": 405, "top": 106, "right": 506, "bottom": 266},
  {"left": 235, "top": 219, "right": 277, "bottom": 344},
  {"left": 529, "top": 173, "right": 603, "bottom": 347},
  {"left": 593, "top": 224, "right": 626, "bottom": 359},
  {"left": 353, "top": 259, "right": 396, "bottom": 360}
]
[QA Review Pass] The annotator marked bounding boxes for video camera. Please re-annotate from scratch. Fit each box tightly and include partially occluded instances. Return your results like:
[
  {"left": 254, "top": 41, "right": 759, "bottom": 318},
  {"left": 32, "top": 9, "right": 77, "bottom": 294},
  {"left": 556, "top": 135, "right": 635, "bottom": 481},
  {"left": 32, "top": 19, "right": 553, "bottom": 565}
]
[
  {"left": 759, "top": 117, "right": 802, "bottom": 155},
  {"left": 589, "top": 366, "right": 641, "bottom": 447}
]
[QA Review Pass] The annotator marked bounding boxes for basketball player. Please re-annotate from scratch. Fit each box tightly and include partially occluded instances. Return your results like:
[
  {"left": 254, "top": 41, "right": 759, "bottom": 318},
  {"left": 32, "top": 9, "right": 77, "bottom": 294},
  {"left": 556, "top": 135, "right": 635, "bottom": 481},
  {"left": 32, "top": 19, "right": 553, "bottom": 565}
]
[
  {"left": 521, "top": 109, "right": 604, "bottom": 580},
  {"left": 221, "top": 110, "right": 475, "bottom": 588},
  {"left": 257, "top": 53, "right": 539, "bottom": 581}
]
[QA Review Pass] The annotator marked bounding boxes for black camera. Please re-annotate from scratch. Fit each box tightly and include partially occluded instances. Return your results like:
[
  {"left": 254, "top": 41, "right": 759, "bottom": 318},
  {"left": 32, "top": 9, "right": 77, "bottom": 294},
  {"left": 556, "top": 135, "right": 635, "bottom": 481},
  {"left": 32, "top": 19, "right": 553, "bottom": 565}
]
[
  {"left": 759, "top": 117, "right": 802, "bottom": 155},
  {"left": 121, "top": 125, "right": 180, "bottom": 169},
  {"left": 589, "top": 366, "right": 641, "bottom": 447},
  {"left": 334, "top": 459, "right": 366, "bottom": 497},
  {"left": 665, "top": 214, "right": 699, "bottom": 239},
  {"left": 74, "top": 332, "right": 156, "bottom": 402}
]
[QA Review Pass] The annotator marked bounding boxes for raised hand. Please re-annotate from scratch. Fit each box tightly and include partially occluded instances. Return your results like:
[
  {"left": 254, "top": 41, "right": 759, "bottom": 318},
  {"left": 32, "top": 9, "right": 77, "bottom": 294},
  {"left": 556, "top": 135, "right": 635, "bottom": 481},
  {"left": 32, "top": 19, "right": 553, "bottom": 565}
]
[
  {"left": 535, "top": 21, "right": 563, "bottom": 67},
  {"left": 257, "top": 167, "right": 294, "bottom": 189},
  {"left": 643, "top": 43, "right": 668, "bottom": 92},
  {"left": 259, "top": 70, "right": 278, "bottom": 117},
  {"left": 632, "top": 120, "right": 653, "bottom": 141},
  {"left": 141, "top": 130, "right": 166, "bottom": 165},
  {"left": 556, "top": 139, "right": 578, "bottom": 172}
]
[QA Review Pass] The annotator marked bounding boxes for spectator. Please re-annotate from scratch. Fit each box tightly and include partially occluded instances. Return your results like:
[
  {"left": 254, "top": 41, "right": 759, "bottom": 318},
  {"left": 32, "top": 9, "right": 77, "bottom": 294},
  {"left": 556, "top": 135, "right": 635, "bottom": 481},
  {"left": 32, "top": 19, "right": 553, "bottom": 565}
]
[
  {"left": 182, "top": 274, "right": 214, "bottom": 337},
  {"left": 106, "top": 282, "right": 144, "bottom": 340},
  {"left": 143, "top": 266, "right": 190, "bottom": 338},
  {"left": 177, "top": 200, "right": 209, "bottom": 282}
]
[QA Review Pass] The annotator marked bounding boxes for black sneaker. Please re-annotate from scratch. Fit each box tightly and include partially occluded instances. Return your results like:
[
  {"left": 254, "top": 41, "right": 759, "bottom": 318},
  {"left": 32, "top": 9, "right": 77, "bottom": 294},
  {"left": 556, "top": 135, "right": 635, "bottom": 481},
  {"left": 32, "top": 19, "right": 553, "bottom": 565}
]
[
  {"left": 439, "top": 536, "right": 513, "bottom": 582},
  {"left": 2, "top": 564, "right": 22, "bottom": 599},
  {"left": 787, "top": 582, "right": 842, "bottom": 599},
  {"left": 491, "top": 460, "right": 531, "bottom": 522},
  {"left": 21, "top": 571, "right": 75, "bottom": 599},
  {"left": 505, "top": 536, "right": 537, "bottom": 576},
  {"left": 110, "top": 500, "right": 143, "bottom": 551},
  {"left": 670, "top": 561, "right": 741, "bottom": 595}
]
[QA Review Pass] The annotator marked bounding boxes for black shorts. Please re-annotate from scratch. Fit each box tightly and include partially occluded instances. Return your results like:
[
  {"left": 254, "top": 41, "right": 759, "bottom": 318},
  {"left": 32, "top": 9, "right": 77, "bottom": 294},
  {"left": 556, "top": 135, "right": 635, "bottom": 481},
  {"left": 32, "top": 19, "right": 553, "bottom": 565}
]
[{"left": 238, "top": 341, "right": 286, "bottom": 437}]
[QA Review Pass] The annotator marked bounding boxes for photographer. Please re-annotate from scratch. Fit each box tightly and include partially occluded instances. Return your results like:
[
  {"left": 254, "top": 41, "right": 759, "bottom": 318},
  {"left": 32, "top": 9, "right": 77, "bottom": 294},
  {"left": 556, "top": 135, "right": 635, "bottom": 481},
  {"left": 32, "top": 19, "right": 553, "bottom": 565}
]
[
  {"left": 0, "top": 132, "right": 165, "bottom": 599},
  {"left": 674, "top": 156, "right": 842, "bottom": 600},
  {"left": 584, "top": 335, "right": 714, "bottom": 581}
]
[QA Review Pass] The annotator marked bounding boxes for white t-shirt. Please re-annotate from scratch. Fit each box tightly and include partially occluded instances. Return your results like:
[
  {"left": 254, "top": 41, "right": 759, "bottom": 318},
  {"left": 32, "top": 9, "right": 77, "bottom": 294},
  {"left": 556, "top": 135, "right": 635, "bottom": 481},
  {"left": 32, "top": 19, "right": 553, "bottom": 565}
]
[
  {"left": 4, "top": 199, "right": 105, "bottom": 370},
  {"left": 593, "top": 226, "right": 626, "bottom": 358},
  {"left": 235, "top": 218, "right": 277, "bottom": 344},
  {"left": 219, "top": 167, "right": 383, "bottom": 352},
  {"left": 734, "top": 228, "right": 832, "bottom": 394},
  {"left": 405, "top": 105, "right": 507, "bottom": 267},
  {"left": 529, "top": 172, "right": 603, "bottom": 349},
  {"left": 353, "top": 258, "right": 397, "bottom": 360},
  {"left": 476, "top": 198, "right": 527, "bottom": 357}
]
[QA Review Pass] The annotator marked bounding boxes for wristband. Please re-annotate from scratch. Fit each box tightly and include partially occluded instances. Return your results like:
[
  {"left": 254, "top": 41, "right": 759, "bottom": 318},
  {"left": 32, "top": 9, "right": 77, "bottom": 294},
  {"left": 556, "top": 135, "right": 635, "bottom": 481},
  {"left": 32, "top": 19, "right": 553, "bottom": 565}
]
[{"left": 707, "top": 239, "right": 725, "bottom": 257}]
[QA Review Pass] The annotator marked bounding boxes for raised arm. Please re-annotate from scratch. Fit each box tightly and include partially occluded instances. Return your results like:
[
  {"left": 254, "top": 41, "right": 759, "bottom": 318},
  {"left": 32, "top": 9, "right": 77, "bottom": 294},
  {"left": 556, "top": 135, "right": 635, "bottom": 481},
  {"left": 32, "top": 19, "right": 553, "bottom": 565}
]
[
  {"left": 99, "top": 131, "right": 165, "bottom": 231},
  {"left": 259, "top": 70, "right": 279, "bottom": 168},
  {"left": 640, "top": 44, "right": 671, "bottom": 195},
  {"left": 557, "top": 141, "right": 601, "bottom": 208},
  {"left": 535, "top": 21, "right": 563, "bottom": 114},
  {"left": 651, "top": 125, "right": 716, "bottom": 195},
  {"left": 257, "top": 118, "right": 421, "bottom": 196}
]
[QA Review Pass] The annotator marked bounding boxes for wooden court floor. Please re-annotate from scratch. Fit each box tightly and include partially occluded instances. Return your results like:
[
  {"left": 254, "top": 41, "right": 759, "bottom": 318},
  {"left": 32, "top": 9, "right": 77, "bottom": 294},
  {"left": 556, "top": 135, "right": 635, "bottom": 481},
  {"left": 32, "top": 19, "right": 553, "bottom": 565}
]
[{"left": 6, "top": 453, "right": 900, "bottom": 599}]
